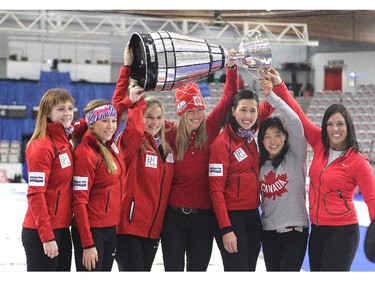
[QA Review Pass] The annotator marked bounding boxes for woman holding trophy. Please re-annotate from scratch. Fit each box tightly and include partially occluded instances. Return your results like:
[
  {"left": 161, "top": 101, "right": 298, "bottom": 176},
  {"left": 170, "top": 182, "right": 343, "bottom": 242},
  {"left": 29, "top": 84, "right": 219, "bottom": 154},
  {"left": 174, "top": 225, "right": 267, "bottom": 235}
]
[{"left": 125, "top": 29, "right": 273, "bottom": 271}]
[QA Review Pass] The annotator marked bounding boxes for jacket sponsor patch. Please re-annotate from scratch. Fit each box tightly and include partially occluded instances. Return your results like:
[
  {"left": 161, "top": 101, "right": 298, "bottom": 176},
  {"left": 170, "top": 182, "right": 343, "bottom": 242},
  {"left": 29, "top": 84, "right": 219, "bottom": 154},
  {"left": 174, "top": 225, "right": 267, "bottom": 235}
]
[
  {"left": 59, "top": 153, "right": 71, "bottom": 168},
  {"left": 28, "top": 172, "right": 45, "bottom": 187},
  {"left": 233, "top": 147, "right": 248, "bottom": 162},
  {"left": 209, "top": 163, "right": 223, "bottom": 176},
  {"left": 166, "top": 153, "right": 174, "bottom": 163},
  {"left": 145, "top": 154, "right": 158, "bottom": 168},
  {"left": 73, "top": 176, "right": 88, "bottom": 191}
]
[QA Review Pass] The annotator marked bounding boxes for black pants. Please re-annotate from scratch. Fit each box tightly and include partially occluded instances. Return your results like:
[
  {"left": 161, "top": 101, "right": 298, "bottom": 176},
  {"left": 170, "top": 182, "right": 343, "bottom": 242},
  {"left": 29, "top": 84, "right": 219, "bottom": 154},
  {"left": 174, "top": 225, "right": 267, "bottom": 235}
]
[
  {"left": 262, "top": 227, "right": 309, "bottom": 271},
  {"left": 309, "top": 223, "right": 359, "bottom": 271},
  {"left": 161, "top": 207, "right": 214, "bottom": 271},
  {"left": 115, "top": 234, "right": 159, "bottom": 271},
  {"left": 213, "top": 209, "right": 262, "bottom": 271},
  {"left": 71, "top": 226, "right": 116, "bottom": 271},
  {"left": 21, "top": 227, "right": 72, "bottom": 271}
]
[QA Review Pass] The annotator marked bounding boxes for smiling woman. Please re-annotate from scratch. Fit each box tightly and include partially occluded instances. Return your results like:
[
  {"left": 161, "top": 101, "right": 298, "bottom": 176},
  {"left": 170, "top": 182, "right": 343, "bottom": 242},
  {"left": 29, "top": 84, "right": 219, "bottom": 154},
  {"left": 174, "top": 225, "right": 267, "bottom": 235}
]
[
  {"left": 71, "top": 99, "right": 125, "bottom": 271},
  {"left": 268, "top": 66, "right": 375, "bottom": 272},
  {"left": 208, "top": 88, "right": 275, "bottom": 271}
]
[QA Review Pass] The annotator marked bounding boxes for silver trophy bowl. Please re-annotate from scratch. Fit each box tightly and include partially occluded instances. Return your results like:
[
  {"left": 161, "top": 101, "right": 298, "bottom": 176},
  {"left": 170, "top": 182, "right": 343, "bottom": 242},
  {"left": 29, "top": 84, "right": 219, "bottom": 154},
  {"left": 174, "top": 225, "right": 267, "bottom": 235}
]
[
  {"left": 229, "top": 29, "right": 272, "bottom": 80},
  {"left": 129, "top": 29, "right": 272, "bottom": 92}
]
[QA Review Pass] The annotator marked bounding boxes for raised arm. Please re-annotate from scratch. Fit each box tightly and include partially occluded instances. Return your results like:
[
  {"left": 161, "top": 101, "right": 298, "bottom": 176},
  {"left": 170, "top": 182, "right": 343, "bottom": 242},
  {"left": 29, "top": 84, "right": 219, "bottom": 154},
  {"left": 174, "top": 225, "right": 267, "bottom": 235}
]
[
  {"left": 261, "top": 67, "right": 321, "bottom": 147},
  {"left": 112, "top": 42, "right": 134, "bottom": 123},
  {"left": 206, "top": 50, "right": 239, "bottom": 141},
  {"left": 262, "top": 78, "right": 307, "bottom": 158},
  {"left": 115, "top": 85, "right": 146, "bottom": 163}
]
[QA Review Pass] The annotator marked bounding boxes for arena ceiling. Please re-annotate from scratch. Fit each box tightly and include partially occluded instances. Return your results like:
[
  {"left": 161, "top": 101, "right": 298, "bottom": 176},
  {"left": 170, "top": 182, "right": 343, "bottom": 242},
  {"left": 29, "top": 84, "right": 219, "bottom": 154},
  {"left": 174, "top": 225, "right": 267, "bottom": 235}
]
[{"left": 113, "top": 10, "right": 375, "bottom": 44}]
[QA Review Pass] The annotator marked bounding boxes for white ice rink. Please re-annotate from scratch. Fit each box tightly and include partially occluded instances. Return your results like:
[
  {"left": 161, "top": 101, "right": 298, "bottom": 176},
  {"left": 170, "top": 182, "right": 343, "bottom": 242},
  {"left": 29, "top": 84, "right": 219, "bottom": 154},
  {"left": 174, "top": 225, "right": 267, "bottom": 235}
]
[
  {"left": 1, "top": 182, "right": 373, "bottom": 278},
  {"left": 0, "top": 183, "right": 266, "bottom": 273}
]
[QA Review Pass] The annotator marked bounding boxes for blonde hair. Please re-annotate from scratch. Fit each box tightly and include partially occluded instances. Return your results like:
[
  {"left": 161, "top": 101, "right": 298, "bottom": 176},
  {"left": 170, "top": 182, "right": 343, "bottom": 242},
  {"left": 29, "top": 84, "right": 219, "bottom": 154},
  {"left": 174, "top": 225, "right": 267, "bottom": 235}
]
[
  {"left": 143, "top": 96, "right": 172, "bottom": 159},
  {"left": 28, "top": 88, "right": 74, "bottom": 148},
  {"left": 84, "top": 99, "right": 117, "bottom": 174},
  {"left": 174, "top": 111, "right": 207, "bottom": 161}
]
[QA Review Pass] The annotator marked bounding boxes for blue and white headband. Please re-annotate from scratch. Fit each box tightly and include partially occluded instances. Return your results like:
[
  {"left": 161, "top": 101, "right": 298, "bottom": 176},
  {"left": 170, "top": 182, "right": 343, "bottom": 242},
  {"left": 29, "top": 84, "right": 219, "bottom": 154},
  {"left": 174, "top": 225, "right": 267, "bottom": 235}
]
[{"left": 85, "top": 104, "right": 117, "bottom": 125}]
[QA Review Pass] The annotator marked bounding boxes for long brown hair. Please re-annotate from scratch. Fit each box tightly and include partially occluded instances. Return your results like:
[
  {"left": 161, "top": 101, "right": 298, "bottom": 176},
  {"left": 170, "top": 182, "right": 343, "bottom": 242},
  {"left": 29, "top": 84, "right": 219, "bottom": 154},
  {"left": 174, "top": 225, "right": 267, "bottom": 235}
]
[
  {"left": 84, "top": 99, "right": 118, "bottom": 174},
  {"left": 321, "top": 103, "right": 359, "bottom": 156},
  {"left": 174, "top": 111, "right": 207, "bottom": 161},
  {"left": 27, "top": 88, "right": 74, "bottom": 148}
]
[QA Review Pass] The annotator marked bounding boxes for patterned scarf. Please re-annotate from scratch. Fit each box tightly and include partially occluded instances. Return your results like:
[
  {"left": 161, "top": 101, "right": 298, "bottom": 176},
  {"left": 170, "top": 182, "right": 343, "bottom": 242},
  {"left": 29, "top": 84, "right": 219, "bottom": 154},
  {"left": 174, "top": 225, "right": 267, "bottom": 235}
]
[
  {"left": 236, "top": 127, "right": 254, "bottom": 139},
  {"left": 153, "top": 134, "right": 162, "bottom": 148},
  {"left": 64, "top": 125, "right": 74, "bottom": 138}
]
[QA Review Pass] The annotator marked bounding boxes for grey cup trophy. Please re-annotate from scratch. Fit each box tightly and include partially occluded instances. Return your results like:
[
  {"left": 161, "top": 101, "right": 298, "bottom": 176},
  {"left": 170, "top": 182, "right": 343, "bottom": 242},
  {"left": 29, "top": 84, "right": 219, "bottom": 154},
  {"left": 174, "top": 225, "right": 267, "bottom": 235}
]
[
  {"left": 129, "top": 30, "right": 272, "bottom": 92},
  {"left": 231, "top": 29, "right": 272, "bottom": 80}
]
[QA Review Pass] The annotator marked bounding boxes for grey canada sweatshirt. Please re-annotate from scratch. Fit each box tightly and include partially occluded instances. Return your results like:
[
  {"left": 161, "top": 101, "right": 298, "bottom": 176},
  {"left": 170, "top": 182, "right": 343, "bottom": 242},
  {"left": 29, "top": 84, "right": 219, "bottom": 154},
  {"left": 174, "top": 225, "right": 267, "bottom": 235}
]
[{"left": 259, "top": 92, "right": 309, "bottom": 231}]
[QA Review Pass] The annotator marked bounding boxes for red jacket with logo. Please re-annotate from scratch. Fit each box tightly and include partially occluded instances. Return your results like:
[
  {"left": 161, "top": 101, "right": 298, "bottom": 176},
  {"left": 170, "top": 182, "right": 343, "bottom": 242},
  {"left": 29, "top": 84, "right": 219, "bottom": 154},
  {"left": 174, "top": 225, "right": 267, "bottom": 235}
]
[
  {"left": 72, "top": 131, "right": 126, "bottom": 248},
  {"left": 273, "top": 82, "right": 375, "bottom": 225},
  {"left": 209, "top": 103, "right": 274, "bottom": 230},
  {"left": 22, "top": 120, "right": 87, "bottom": 243},
  {"left": 115, "top": 98, "right": 175, "bottom": 239},
  {"left": 164, "top": 67, "right": 240, "bottom": 210}
]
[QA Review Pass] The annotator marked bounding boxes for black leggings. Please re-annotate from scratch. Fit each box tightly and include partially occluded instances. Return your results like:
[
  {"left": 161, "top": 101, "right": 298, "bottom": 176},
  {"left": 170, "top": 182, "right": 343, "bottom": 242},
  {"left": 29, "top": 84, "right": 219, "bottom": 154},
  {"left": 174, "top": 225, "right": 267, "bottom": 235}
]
[
  {"left": 115, "top": 234, "right": 159, "bottom": 271},
  {"left": 21, "top": 227, "right": 72, "bottom": 271},
  {"left": 213, "top": 209, "right": 262, "bottom": 271},
  {"left": 161, "top": 207, "right": 215, "bottom": 271},
  {"left": 308, "top": 223, "right": 359, "bottom": 271},
  {"left": 71, "top": 226, "right": 116, "bottom": 271},
  {"left": 262, "top": 227, "right": 309, "bottom": 271}
]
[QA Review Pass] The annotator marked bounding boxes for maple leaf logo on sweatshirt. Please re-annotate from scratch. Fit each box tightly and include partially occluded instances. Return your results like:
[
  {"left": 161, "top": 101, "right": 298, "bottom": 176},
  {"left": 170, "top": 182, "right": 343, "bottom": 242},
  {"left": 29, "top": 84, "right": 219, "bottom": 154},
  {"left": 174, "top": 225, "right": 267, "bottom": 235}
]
[{"left": 260, "top": 171, "right": 288, "bottom": 200}]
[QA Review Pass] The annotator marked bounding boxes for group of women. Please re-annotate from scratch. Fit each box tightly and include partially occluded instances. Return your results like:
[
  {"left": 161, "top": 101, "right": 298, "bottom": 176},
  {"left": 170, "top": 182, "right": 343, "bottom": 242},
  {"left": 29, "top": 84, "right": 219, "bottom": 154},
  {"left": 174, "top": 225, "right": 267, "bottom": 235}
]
[{"left": 21, "top": 39, "right": 375, "bottom": 272}]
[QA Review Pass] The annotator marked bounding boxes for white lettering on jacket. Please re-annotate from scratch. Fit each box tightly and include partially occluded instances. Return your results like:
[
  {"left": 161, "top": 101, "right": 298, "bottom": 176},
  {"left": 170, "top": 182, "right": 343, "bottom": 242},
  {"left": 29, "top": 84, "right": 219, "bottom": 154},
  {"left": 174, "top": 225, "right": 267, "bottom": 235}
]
[
  {"left": 28, "top": 172, "right": 45, "bottom": 187},
  {"left": 233, "top": 147, "right": 247, "bottom": 162},
  {"left": 59, "top": 153, "right": 71, "bottom": 168},
  {"left": 145, "top": 154, "right": 158, "bottom": 168},
  {"left": 209, "top": 163, "right": 223, "bottom": 176},
  {"left": 73, "top": 176, "right": 88, "bottom": 191}
]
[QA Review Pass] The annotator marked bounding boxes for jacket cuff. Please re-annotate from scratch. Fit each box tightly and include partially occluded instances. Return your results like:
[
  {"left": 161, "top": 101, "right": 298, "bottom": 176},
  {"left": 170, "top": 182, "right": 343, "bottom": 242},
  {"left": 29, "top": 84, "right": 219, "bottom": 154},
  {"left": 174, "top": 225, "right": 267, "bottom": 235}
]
[{"left": 220, "top": 226, "right": 234, "bottom": 236}]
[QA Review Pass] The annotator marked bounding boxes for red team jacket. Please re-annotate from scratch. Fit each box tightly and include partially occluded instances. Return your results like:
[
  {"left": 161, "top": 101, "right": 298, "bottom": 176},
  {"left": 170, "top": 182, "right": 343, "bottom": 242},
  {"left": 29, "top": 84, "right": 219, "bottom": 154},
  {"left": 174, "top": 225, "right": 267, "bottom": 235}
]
[
  {"left": 23, "top": 120, "right": 87, "bottom": 243},
  {"left": 112, "top": 65, "right": 174, "bottom": 239},
  {"left": 115, "top": 97, "right": 175, "bottom": 239},
  {"left": 209, "top": 104, "right": 274, "bottom": 230},
  {"left": 273, "top": 82, "right": 375, "bottom": 225},
  {"left": 165, "top": 67, "right": 240, "bottom": 210},
  {"left": 72, "top": 131, "right": 126, "bottom": 248}
]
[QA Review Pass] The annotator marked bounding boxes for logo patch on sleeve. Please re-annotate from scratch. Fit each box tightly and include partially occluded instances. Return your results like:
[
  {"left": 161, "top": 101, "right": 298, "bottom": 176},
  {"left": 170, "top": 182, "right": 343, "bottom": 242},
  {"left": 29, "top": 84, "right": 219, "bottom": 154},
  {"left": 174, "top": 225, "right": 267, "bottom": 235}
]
[
  {"left": 28, "top": 172, "right": 45, "bottom": 187},
  {"left": 59, "top": 153, "right": 71, "bottom": 168},
  {"left": 209, "top": 163, "right": 223, "bottom": 176},
  {"left": 73, "top": 176, "right": 89, "bottom": 191}
]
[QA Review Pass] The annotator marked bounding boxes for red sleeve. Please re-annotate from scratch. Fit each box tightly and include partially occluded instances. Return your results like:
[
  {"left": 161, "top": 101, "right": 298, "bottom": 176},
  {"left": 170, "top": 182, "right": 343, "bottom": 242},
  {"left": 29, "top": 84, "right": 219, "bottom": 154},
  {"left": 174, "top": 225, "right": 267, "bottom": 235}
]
[
  {"left": 356, "top": 159, "right": 375, "bottom": 221},
  {"left": 257, "top": 100, "right": 275, "bottom": 128},
  {"left": 209, "top": 131, "right": 232, "bottom": 229},
  {"left": 112, "top": 66, "right": 133, "bottom": 120},
  {"left": 72, "top": 145, "right": 98, "bottom": 248},
  {"left": 72, "top": 118, "right": 88, "bottom": 140},
  {"left": 26, "top": 140, "right": 55, "bottom": 242},
  {"left": 273, "top": 82, "right": 321, "bottom": 147},
  {"left": 206, "top": 66, "right": 239, "bottom": 142},
  {"left": 116, "top": 97, "right": 147, "bottom": 164}
]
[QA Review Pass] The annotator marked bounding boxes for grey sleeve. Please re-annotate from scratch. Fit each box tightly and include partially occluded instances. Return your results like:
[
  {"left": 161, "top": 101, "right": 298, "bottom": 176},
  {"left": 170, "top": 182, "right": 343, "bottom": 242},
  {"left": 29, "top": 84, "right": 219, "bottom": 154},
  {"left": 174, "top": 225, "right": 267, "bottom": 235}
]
[{"left": 265, "top": 92, "right": 307, "bottom": 158}]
